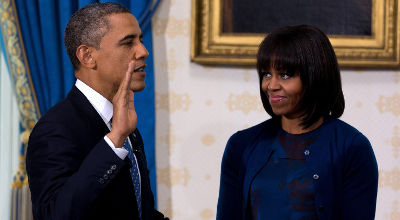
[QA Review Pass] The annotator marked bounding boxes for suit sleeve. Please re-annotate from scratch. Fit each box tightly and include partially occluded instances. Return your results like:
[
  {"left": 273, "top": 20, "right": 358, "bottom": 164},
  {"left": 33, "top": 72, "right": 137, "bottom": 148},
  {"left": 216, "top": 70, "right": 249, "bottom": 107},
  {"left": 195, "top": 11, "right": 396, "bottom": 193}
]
[
  {"left": 26, "top": 121, "right": 127, "bottom": 220},
  {"left": 341, "top": 133, "right": 378, "bottom": 220},
  {"left": 217, "top": 132, "right": 244, "bottom": 220}
]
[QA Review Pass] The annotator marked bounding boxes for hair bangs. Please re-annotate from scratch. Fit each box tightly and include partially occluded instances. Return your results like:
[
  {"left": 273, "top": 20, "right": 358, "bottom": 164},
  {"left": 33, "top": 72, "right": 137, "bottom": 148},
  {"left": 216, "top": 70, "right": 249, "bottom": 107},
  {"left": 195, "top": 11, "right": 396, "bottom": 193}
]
[{"left": 257, "top": 34, "right": 301, "bottom": 75}]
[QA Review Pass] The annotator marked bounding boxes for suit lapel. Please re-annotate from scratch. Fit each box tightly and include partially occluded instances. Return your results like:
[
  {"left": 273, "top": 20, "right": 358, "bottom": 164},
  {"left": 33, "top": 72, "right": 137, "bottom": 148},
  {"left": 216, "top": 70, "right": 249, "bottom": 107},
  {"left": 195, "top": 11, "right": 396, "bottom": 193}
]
[
  {"left": 67, "top": 86, "right": 143, "bottom": 218},
  {"left": 67, "top": 86, "right": 110, "bottom": 136},
  {"left": 129, "top": 130, "right": 152, "bottom": 220},
  {"left": 128, "top": 130, "right": 146, "bottom": 174},
  {"left": 69, "top": 86, "right": 153, "bottom": 219}
]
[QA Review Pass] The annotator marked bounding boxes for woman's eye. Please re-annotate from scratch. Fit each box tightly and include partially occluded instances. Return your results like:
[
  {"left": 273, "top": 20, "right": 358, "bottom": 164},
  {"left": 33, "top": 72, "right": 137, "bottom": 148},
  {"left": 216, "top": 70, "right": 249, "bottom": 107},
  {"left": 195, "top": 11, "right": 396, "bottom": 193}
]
[
  {"left": 280, "top": 73, "right": 291, "bottom": 80},
  {"left": 262, "top": 72, "right": 272, "bottom": 78}
]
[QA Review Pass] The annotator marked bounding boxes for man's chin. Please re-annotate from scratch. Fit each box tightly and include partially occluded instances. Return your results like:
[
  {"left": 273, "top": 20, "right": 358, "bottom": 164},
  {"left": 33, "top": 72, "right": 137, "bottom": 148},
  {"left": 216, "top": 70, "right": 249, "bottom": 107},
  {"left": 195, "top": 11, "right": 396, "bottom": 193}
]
[{"left": 131, "top": 84, "right": 146, "bottom": 92}]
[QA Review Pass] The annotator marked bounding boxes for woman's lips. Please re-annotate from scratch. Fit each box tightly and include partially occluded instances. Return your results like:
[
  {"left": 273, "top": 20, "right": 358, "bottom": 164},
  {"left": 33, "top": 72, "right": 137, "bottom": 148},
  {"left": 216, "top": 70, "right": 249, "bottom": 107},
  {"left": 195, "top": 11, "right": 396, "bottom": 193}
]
[{"left": 269, "top": 95, "right": 286, "bottom": 102}]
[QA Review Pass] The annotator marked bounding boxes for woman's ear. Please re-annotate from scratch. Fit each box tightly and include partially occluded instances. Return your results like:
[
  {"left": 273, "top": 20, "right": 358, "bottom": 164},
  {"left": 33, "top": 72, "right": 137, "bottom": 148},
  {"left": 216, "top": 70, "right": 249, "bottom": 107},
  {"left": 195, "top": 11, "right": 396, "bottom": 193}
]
[{"left": 76, "top": 45, "right": 96, "bottom": 69}]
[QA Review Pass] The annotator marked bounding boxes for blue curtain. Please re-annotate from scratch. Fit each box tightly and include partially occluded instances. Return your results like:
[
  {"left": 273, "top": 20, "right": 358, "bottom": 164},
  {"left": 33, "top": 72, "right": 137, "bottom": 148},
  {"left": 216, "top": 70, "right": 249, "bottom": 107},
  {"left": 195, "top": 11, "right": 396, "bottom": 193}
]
[{"left": 13, "top": 0, "right": 160, "bottom": 203}]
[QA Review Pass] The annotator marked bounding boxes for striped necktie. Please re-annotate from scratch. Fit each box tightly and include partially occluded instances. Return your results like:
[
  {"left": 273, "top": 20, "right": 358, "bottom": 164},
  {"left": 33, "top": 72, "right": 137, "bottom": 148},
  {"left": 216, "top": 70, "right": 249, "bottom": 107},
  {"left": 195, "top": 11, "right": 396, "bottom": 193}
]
[{"left": 123, "top": 136, "right": 142, "bottom": 219}]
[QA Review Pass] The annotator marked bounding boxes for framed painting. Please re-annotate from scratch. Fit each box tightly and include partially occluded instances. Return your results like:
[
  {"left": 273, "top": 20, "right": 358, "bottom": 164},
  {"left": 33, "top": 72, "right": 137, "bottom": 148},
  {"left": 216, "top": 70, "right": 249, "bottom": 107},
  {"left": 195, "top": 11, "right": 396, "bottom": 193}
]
[{"left": 191, "top": 0, "right": 400, "bottom": 67}]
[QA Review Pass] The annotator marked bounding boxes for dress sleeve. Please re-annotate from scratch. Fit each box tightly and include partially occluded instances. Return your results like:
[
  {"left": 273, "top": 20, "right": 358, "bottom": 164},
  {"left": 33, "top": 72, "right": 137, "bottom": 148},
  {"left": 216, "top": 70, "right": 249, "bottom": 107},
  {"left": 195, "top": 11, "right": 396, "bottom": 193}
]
[
  {"left": 217, "top": 132, "right": 244, "bottom": 220},
  {"left": 341, "top": 133, "right": 378, "bottom": 220}
]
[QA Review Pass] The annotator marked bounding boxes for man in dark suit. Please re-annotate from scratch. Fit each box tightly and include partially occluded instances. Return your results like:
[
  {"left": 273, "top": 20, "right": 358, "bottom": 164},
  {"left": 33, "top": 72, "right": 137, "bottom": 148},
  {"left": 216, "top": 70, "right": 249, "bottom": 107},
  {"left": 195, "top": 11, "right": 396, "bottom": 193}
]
[{"left": 26, "top": 3, "right": 167, "bottom": 220}]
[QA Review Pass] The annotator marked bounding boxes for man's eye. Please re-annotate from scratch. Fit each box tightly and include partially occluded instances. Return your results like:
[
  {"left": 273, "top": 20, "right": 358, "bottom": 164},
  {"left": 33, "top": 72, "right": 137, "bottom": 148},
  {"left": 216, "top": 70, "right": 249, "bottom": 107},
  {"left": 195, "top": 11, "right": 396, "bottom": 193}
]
[{"left": 123, "top": 41, "right": 133, "bottom": 46}]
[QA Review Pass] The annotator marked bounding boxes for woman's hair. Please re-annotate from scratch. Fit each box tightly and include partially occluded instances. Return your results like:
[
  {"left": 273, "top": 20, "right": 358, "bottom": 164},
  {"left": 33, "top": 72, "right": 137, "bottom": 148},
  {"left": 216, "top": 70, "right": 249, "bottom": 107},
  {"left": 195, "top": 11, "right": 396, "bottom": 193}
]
[{"left": 257, "top": 25, "right": 345, "bottom": 128}]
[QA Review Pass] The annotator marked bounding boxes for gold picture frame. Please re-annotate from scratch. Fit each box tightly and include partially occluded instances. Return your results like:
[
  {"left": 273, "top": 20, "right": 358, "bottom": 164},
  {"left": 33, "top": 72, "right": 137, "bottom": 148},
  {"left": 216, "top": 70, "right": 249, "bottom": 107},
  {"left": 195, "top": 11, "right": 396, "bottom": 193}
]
[{"left": 191, "top": 0, "right": 400, "bottom": 68}]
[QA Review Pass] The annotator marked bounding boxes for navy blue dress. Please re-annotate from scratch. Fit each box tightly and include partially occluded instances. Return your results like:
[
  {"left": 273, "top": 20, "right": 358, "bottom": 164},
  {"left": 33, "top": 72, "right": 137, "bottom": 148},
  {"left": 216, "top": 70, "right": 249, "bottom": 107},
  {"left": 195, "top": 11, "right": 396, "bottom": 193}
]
[{"left": 249, "top": 128, "right": 318, "bottom": 220}]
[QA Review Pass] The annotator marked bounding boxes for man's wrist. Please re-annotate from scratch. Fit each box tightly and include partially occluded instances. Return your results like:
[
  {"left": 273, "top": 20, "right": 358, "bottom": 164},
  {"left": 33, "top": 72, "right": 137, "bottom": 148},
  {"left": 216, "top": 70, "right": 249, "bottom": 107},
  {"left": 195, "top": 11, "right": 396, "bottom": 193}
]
[
  {"left": 104, "top": 136, "right": 128, "bottom": 159},
  {"left": 106, "top": 132, "right": 127, "bottom": 148}
]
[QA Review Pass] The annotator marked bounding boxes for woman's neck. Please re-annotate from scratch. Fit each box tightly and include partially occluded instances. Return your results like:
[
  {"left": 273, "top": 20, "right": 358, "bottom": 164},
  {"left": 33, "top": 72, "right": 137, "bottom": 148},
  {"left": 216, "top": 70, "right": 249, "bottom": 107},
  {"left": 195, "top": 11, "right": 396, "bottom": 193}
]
[{"left": 281, "top": 116, "right": 324, "bottom": 134}]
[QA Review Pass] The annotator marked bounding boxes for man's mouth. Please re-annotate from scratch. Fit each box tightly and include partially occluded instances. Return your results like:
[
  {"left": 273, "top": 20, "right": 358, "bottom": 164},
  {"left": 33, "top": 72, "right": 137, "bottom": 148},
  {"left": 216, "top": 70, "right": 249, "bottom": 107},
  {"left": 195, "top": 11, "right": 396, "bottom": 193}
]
[{"left": 134, "top": 65, "right": 146, "bottom": 72}]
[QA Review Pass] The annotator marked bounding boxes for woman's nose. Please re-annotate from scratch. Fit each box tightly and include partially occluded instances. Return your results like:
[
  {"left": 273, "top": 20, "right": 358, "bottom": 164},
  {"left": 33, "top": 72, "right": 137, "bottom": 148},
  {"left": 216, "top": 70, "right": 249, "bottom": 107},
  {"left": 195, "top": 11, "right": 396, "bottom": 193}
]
[{"left": 268, "top": 76, "right": 281, "bottom": 90}]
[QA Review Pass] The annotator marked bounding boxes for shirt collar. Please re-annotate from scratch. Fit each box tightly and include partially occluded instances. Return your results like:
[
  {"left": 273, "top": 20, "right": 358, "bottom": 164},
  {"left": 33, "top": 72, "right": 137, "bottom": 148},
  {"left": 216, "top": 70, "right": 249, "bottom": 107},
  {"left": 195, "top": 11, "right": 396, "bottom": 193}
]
[{"left": 75, "top": 79, "right": 113, "bottom": 125}]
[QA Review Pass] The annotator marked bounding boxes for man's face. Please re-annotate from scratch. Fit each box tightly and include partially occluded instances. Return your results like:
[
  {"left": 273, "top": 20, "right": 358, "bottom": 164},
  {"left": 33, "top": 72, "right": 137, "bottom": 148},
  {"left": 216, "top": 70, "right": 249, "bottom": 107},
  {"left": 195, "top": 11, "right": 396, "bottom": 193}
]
[{"left": 92, "top": 13, "right": 149, "bottom": 97}]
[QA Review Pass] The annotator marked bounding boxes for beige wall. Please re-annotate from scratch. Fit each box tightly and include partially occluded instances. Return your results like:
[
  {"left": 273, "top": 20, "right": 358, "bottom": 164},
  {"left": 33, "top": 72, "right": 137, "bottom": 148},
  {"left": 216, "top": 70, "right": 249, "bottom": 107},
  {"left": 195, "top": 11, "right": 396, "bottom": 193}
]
[
  {"left": 152, "top": 1, "right": 400, "bottom": 219},
  {"left": 0, "top": 46, "right": 21, "bottom": 220}
]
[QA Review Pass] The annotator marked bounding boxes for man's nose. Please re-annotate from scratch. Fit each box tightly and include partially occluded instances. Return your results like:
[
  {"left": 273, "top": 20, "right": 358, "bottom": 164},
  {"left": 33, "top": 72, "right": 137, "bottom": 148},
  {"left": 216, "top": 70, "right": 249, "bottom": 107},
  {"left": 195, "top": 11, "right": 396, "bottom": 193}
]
[{"left": 135, "top": 43, "right": 149, "bottom": 59}]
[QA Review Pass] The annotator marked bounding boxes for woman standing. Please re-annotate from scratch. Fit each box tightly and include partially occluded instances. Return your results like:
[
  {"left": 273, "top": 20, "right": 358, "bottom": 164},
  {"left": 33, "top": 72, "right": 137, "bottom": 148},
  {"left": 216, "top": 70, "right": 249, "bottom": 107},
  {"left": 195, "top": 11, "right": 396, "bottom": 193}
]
[{"left": 217, "top": 25, "right": 378, "bottom": 220}]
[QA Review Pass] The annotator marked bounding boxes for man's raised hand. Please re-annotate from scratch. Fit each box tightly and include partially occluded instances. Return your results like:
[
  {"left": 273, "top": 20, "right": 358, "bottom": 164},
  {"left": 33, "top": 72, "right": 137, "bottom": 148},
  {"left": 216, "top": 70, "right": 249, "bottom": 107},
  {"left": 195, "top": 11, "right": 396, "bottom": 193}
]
[{"left": 106, "top": 61, "right": 137, "bottom": 148}]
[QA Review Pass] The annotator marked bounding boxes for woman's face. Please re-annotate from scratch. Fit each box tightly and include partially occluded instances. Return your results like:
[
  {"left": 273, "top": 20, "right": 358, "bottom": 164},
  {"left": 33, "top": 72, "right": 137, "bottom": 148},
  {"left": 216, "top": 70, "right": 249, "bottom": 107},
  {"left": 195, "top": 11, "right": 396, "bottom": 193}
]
[{"left": 261, "top": 68, "right": 303, "bottom": 119}]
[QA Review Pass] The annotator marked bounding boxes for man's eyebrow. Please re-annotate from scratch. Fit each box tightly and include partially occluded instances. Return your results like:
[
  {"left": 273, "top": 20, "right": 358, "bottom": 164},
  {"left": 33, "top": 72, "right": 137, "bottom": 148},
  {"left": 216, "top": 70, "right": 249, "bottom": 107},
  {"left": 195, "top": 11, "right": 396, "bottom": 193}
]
[
  {"left": 119, "top": 34, "right": 135, "bottom": 43},
  {"left": 118, "top": 34, "right": 143, "bottom": 43}
]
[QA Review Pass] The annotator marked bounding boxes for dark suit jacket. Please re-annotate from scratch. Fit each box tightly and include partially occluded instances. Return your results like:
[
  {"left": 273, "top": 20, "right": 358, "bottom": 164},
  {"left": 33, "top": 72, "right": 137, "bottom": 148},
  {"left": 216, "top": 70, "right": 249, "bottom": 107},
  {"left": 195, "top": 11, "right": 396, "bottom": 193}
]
[{"left": 27, "top": 86, "right": 167, "bottom": 220}]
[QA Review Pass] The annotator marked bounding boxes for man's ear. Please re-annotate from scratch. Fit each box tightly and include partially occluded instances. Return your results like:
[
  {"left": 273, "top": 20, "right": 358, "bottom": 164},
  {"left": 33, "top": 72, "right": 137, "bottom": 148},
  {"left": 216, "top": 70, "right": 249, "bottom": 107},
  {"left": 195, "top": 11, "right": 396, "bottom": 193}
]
[{"left": 76, "top": 45, "right": 96, "bottom": 69}]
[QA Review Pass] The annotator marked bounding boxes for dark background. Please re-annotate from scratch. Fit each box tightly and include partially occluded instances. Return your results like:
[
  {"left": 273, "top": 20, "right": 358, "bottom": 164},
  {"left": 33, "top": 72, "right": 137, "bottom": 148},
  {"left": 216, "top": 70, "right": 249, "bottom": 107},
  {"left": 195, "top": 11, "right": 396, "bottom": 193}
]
[{"left": 223, "top": 0, "right": 372, "bottom": 36}]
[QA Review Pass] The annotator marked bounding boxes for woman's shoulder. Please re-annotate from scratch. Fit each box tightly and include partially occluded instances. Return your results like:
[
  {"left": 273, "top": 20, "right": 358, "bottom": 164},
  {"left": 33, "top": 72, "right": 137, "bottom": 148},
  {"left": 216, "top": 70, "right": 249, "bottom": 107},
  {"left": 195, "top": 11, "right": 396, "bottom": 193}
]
[
  {"left": 222, "top": 119, "right": 277, "bottom": 166},
  {"left": 226, "top": 119, "right": 277, "bottom": 150},
  {"left": 232, "top": 118, "right": 276, "bottom": 138},
  {"left": 324, "top": 117, "right": 366, "bottom": 137},
  {"left": 322, "top": 117, "right": 372, "bottom": 150}
]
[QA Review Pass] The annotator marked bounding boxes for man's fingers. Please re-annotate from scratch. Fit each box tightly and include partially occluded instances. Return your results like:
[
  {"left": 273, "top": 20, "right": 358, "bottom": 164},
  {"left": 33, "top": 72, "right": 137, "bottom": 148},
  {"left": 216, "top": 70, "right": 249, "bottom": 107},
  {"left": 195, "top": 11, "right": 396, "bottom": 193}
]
[
  {"left": 127, "top": 89, "right": 135, "bottom": 109},
  {"left": 120, "top": 60, "right": 135, "bottom": 92},
  {"left": 128, "top": 89, "right": 135, "bottom": 102}
]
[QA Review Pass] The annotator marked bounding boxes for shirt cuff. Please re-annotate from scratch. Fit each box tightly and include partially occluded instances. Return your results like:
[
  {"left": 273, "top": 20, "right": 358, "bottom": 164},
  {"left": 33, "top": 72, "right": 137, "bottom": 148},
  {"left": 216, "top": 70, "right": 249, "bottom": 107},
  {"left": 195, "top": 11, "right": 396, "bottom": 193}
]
[{"left": 104, "top": 136, "right": 128, "bottom": 160}]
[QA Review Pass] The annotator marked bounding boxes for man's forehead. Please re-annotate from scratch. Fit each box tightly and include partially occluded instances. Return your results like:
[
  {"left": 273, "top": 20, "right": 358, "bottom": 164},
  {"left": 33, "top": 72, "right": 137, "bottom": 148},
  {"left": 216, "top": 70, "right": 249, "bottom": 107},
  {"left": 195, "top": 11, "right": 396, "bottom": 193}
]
[
  {"left": 108, "top": 13, "right": 139, "bottom": 28},
  {"left": 107, "top": 13, "right": 141, "bottom": 36}
]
